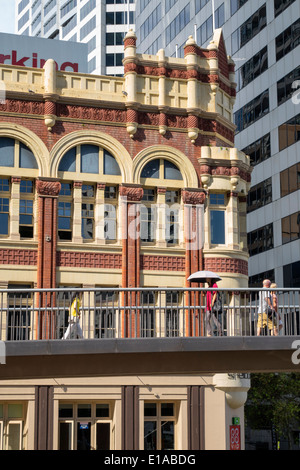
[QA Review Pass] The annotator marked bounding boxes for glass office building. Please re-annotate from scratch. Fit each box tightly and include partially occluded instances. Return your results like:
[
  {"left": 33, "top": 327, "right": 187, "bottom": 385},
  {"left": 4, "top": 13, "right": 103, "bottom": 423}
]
[
  {"left": 16, "top": 0, "right": 135, "bottom": 75},
  {"left": 136, "top": 0, "right": 300, "bottom": 288}
]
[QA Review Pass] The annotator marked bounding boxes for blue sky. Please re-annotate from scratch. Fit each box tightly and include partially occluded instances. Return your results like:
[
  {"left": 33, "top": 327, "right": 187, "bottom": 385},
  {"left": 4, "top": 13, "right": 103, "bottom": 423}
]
[{"left": 0, "top": 0, "right": 16, "bottom": 34}]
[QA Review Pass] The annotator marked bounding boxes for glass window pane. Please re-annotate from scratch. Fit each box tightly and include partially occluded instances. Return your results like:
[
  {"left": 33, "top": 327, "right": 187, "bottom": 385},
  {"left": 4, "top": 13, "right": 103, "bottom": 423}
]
[
  {"left": 20, "top": 180, "right": 33, "bottom": 193},
  {"left": 144, "top": 403, "right": 157, "bottom": 416},
  {"left": 60, "top": 183, "right": 72, "bottom": 196},
  {"left": 96, "top": 404, "right": 110, "bottom": 418},
  {"left": 231, "top": 29, "right": 239, "bottom": 55},
  {"left": 59, "top": 147, "right": 76, "bottom": 172},
  {"left": 59, "top": 422, "right": 72, "bottom": 450},
  {"left": 8, "top": 404, "right": 23, "bottom": 419},
  {"left": 115, "top": 53, "right": 123, "bottom": 66},
  {"left": 210, "top": 210, "right": 225, "bottom": 244},
  {"left": 289, "top": 165, "right": 298, "bottom": 193},
  {"left": 115, "top": 32, "right": 123, "bottom": 45},
  {"left": 82, "top": 185, "right": 95, "bottom": 198},
  {"left": 144, "top": 421, "right": 156, "bottom": 450},
  {"left": 7, "top": 423, "right": 21, "bottom": 450},
  {"left": 164, "top": 160, "right": 183, "bottom": 180},
  {"left": 141, "top": 159, "right": 160, "bottom": 178},
  {"left": 82, "top": 218, "right": 94, "bottom": 239},
  {"left": 0, "top": 178, "right": 9, "bottom": 192},
  {"left": 210, "top": 193, "right": 225, "bottom": 205},
  {"left": 161, "top": 403, "right": 174, "bottom": 416},
  {"left": 0, "top": 213, "right": 9, "bottom": 235},
  {"left": 104, "top": 150, "right": 121, "bottom": 175},
  {"left": 161, "top": 421, "right": 174, "bottom": 450},
  {"left": 287, "top": 121, "right": 296, "bottom": 147},
  {"left": 0, "top": 137, "right": 14, "bottom": 167},
  {"left": 276, "top": 33, "right": 284, "bottom": 61},
  {"left": 279, "top": 124, "right": 288, "bottom": 151},
  {"left": 106, "top": 32, "right": 114, "bottom": 45},
  {"left": 282, "top": 215, "right": 290, "bottom": 244},
  {"left": 106, "top": 54, "right": 114, "bottom": 67},
  {"left": 58, "top": 217, "right": 71, "bottom": 230},
  {"left": 20, "top": 214, "right": 33, "bottom": 225},
  {"left": 96, "top": 422, "right": 110, "bottom": 450},
  {"left": 142, "top": 189, "right": 155, "bottom": 201},
  {"left": 106, "top": 12, "right": 114, "bottom": 24},
  {"left": 81, "top": 145, "right": 99, "bottom": 174},
  {"left": 77, "top": 404, "right": 91, "bottom": 418},
  {"left": 207, "top": 15, "right": 213, "bottom": 39},
  {"left": 77, "top": 421, "right": 91, "bottom": 450},
  {"left": 290, "top": 212, "right": 300, "bottom": 242},
  {"left": 59, "top": 404, "right": 73, "bottom": 418},
  {"left": 19, "top": 143, "right": 38, "bottom": 169},
  {"left": 231, "top": 0, "right": 238, "bottom": 15}
]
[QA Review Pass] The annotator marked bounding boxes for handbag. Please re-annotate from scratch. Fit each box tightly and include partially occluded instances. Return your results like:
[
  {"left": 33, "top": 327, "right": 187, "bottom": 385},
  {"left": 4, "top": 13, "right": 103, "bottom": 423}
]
[
  {"left": 212, "top": 292, "right": 222, "bottom": 314},
  {"left": 266, "top": 295, "right": 274, "bottom": 318}
]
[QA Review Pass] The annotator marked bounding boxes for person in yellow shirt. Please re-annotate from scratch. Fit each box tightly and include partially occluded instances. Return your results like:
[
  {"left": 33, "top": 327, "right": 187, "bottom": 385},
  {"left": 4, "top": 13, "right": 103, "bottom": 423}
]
[{"left": 63, "top": 291, "right": 83, "bottom": 339}]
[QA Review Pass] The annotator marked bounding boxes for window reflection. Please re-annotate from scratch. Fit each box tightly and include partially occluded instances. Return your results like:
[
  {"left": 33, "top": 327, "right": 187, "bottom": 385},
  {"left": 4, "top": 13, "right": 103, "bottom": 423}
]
[
  {"left": 277, "top": 66, "right": 300, "bottom": 106},
  {"left": 280, "top": 163, "right": 300, "bottom": 197},
  {"left": 276, "top": 18, "right": 300, "bottom": 61},
  {"left": 234, "top": 90, "right": 269, "bottom": 133},
  {"left": 236, "top": 46, "right": 268, "bottom": 92},
  {"left": 278, "top": 113, "right": 300, "bottom": 151},
  {"left": 247, "top": 178, "right": 272, "bottom": 213},
  {"left": 247, "top": 223, "right": 273, "bottom": 257},
  {"left": 231, "top": 4, "right": 266, "bottom": 54}
]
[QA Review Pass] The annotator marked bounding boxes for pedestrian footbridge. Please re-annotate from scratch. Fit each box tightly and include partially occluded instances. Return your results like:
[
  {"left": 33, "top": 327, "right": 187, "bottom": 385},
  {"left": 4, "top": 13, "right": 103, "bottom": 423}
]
[{"left": 0, "top": 287, "right": 299, "bottom": 379}]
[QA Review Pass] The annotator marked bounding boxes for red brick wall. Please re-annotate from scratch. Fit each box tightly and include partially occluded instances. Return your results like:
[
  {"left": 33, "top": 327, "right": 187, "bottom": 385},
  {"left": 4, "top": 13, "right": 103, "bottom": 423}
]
[{"left": 0, "top": 96, "right": 247, "bottom": 292}]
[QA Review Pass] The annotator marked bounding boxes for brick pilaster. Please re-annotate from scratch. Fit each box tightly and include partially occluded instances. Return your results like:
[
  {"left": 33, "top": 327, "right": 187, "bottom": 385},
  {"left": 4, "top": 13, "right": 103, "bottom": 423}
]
[
  {"left": 182, "top": 188, "right": 206, "bottom": 336},
  {"left": 119, "top": 184, "right": 143, "bottom": 338},
  {"left": 36, "top": 178, "right": 61, "bottom": 339}
]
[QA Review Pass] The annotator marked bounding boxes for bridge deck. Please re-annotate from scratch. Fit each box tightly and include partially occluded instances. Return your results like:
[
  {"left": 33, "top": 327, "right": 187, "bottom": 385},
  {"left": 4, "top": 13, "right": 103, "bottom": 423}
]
[{"left": 1, "top": 336, "right": 299, "bottom": 380}]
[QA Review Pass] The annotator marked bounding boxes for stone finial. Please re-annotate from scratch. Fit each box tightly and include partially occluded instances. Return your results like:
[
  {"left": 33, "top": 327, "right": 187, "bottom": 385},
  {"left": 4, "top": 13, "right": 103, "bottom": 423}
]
[
  {"left": 186, "top": 35, "right": 197, "bottom": 47},
  {"left": 123, "top": 29, "right": 137, "bottom": 49},
  {"left": 43, "top": 59, "right": 58, "bottom": 131},
  {"left": 43, "top": 59, "right": 57, "bottom": 97}
]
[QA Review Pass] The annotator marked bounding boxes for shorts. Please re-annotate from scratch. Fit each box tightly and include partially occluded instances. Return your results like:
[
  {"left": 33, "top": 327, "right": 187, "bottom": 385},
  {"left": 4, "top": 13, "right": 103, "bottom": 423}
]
[{"left": 257, "top": 312, "right": 275, "bottom": 330}]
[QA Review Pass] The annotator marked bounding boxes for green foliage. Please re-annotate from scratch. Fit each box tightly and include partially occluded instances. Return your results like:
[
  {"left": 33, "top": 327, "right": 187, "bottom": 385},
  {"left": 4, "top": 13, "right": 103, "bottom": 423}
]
[{"left": 245, "top": 373, "right": 300, "bottom": 447}]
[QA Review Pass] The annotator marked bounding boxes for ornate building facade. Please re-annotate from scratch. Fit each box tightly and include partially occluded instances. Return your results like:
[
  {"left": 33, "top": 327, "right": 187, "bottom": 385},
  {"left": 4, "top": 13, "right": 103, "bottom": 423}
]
[
  {"left": 0, "top": 29, "right": 250, "bottom": 296},
  {"left": 0, "top": 29, "right": 251, "bottom": 450}
]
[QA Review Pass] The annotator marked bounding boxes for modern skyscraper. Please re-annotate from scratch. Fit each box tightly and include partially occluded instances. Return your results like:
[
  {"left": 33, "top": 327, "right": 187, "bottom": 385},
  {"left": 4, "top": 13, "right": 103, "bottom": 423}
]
[
  {"left": 136, "top": 0, "right": 300, "bottom": 288},
  {"left": 15, "top": 0, "right": 136, "bottom": 75}
]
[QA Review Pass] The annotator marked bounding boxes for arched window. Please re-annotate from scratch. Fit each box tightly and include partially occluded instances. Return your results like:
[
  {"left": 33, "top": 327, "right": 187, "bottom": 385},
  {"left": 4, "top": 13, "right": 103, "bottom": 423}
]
[
  {"left": 0, "top": 138, "right": 38, "bottom": 171},
  {"left": 58, "top": 145, "right": 122, "bottom": 243},
  {"left": 141, "top": 158, "right": 183, "bottom": 181},
  {"left": 140, "top": 158, "right": 184, "bottom": 246},
  {"left": 58, "top": 145, "right": 121, "bottom": 178},
  {"left": 0, "top": 138, "right": 38, "bottom": 239}
]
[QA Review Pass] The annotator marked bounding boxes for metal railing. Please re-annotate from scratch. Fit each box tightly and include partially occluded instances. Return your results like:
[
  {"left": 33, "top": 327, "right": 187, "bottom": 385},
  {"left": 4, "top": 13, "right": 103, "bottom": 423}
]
[{"left": 0, "top": 287, "right": 299, "bottom": 341}]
